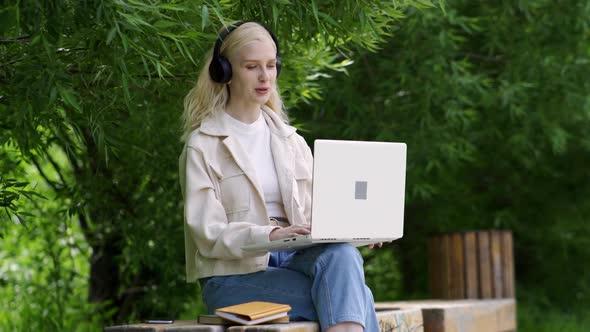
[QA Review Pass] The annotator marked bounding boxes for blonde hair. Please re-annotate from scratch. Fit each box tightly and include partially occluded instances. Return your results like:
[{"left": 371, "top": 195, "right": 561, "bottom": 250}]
[{"left": 181, "top": 22, "right": 287, "bottom": 142}]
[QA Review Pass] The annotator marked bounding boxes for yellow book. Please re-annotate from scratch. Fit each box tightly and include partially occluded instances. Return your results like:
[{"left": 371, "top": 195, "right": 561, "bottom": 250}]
[
  {"left": 214, "top": 301, "right": 292, "bottom": 325},
  {"left": 198, "top": 314, "right": 289, "bottom": 325}
]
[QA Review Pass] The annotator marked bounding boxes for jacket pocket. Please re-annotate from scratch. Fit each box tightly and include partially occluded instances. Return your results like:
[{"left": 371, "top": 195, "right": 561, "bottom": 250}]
[
  {"left": 293, "top": 160, "right": 312, "bottom": 208},
  {"left": 219, "top": 162, "right": 250, "bottom": 214}
]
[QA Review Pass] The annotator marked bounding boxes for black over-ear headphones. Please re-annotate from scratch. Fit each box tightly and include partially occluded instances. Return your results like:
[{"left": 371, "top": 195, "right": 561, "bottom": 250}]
[{"left": 208, "top": 21, "right": 281, "bottom": 83}]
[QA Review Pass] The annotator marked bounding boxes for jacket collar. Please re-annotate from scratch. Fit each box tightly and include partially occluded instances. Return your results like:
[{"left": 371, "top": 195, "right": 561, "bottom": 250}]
[
  {"left": 199, "top": 106, "right": 296, "bottom": 138},
  {"left": 200, "top": 105, "right": 300, "bottom": 224}
]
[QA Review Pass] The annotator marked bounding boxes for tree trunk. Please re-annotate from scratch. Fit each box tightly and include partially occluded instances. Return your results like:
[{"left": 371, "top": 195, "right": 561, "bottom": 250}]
[
  {"left": 80, "top": 127, "right": 130, "bottom": 322},
  {"left": 88, "top": 237, "right": 123, "bottom": 309}
]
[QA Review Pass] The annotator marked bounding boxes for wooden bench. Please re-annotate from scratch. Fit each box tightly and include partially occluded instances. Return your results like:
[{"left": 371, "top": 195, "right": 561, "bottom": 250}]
[
  {"left": 104, "top": 307, "right": 423, "bottom": 332},
  {"left": 105, "top": 299, "right": 515, "bottom": 332}
]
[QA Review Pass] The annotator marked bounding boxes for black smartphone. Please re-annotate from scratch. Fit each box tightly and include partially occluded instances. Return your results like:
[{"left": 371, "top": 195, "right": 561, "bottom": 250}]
[{"left": 144, "top": 319, "right": 174, "bottom": 324}]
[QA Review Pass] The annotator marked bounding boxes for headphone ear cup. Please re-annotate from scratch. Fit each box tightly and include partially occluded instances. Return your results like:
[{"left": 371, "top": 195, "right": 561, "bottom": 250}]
[
  {"left": 209, "top": 55, "right": 233, "bottom": 83},
  {"left": 276, "top": 56, "right": 281, "bottom": 77},
  {"left": 217, "top": 55, "right": 232, "bottom": 83},
  {"left": 208, "top": 56, "right": 222, "bottom": 83}
]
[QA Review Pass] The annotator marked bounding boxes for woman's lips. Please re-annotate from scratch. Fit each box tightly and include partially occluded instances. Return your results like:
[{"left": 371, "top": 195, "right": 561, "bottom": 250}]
[{"left": 255, "top": 87, "right": 270, "bottom": 94}]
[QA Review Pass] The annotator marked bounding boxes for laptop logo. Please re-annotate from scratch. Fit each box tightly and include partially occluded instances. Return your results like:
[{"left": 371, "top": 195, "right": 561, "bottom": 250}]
[{"left": 355, "top": 181, "right": 368, "bottom": 200}]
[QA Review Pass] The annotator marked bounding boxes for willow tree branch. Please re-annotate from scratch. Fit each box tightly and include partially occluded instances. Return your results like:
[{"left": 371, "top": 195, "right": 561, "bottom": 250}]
[
  {"left": 30, "top": 155, "right": 60, "bottom": 193},
  {"left": 0, "top": 35, "right": 30, "bottom": 44},
  {"left": 45, "top": 152, "right": 67, "bottom": 187},
  {"left": 49, "top": 124, "right": 83, "bottom": 176},
  {"left": 77, "top": 211, "right": 93, "bottom": 244}
]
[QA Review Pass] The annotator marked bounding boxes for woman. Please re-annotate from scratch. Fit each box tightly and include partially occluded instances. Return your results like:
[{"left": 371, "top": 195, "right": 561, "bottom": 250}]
[{"left": 179, "top": 21, "right": 380, "bottom": 332}]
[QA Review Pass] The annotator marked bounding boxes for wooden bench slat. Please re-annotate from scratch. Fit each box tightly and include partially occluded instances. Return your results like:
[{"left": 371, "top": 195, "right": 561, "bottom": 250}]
[{"left": 104, "top": 319, "right": 225, "bottom": 332}]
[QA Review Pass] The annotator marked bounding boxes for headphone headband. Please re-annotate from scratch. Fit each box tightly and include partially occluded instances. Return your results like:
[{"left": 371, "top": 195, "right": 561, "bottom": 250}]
[{"left": 209, "top": 21, "right": 281, "bottom": 83}]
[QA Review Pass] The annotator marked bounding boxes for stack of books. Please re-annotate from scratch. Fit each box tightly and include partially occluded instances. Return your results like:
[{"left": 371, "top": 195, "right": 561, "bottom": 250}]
[{"left": 198, "top": 301, "right": 291, "bottom": 326}]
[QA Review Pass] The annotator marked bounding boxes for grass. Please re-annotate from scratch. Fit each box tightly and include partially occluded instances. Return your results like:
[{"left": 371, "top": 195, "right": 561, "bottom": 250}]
[{"left": 518, "top": 302, "right": 590, "bottom": 332}]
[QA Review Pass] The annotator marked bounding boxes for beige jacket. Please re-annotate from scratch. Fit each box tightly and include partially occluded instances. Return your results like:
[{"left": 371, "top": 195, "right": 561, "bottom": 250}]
[{"left": 179, "top": 107, "right": 313, "bottom": 282}]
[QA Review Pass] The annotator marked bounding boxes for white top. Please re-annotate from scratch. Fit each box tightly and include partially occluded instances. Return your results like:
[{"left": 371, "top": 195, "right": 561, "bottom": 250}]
[{"left": 222, "top": 111, "right": 286, "bottom": 218}]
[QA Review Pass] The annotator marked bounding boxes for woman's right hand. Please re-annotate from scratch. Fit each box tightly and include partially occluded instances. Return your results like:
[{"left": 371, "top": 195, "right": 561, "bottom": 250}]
[{"left": 269, "top": 224, "right": 311, "bottom": 241}]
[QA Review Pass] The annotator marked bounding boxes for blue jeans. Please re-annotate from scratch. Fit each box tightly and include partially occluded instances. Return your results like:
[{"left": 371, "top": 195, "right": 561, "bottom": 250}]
[{"left": 200, "top": 243, "right": 379, "bottom": 331}]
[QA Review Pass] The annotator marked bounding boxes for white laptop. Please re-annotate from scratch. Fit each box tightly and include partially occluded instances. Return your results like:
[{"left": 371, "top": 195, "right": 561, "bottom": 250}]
[{"left": 241, "top": 139, "right": 407, "bottom": 252}]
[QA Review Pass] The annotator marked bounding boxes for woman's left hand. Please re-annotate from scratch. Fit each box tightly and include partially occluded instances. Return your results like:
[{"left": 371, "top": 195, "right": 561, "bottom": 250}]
[{"left": 367, "top": 242, "right": 382, "bottom": 249}]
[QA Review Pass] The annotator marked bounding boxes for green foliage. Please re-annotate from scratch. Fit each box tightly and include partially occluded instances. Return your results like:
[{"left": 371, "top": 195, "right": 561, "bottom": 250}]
[
  {"left": 518, "top": 300, "right": 590, "bottom": 332},
  {"left": 297, "top": 0, "right": 590, "bottom": 309},
  {"left": 0, "top": 175, "right": 33, "bottom": 232},
  {"left": 0, "top": 146, "right": 43, "bottom": 235},
  {"left": 360, "top": 245, "right": 402, "bottom": 302},
  {"left": 0, "top": 157, "right": 101, "bottom": 331},
  {"left": 0, "top": 223, "right": 101, "bottom": 331}
]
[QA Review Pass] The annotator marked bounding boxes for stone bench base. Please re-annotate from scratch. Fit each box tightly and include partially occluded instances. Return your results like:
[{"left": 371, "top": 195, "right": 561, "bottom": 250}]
[
  {"left": 375, "top": 299, "right": 516, "bottom": 332},
  {"left": 105, "top": 307, "right": 423, "bottom": 332}
]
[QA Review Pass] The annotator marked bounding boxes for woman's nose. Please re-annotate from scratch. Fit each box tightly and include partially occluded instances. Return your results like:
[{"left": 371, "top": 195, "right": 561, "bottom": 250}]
[{"left": 259, "top": 68, "right": 269, "bottom": 81}]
